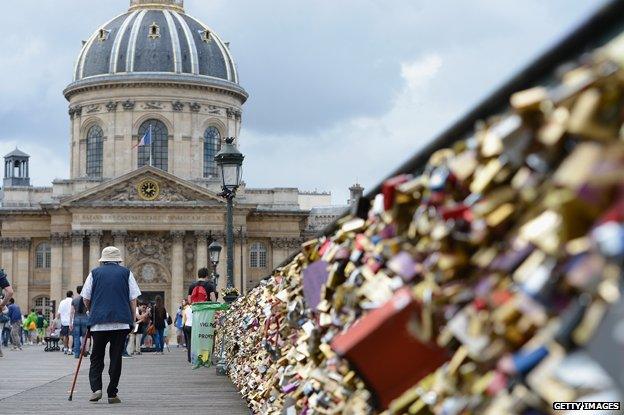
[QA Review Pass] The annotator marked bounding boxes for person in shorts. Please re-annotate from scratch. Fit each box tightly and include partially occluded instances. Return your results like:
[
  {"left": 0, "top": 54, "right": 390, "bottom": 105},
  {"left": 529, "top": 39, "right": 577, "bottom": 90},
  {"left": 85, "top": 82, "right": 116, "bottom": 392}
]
[{"left": 57, "top": 290, "right": 73, "bottom": 354}]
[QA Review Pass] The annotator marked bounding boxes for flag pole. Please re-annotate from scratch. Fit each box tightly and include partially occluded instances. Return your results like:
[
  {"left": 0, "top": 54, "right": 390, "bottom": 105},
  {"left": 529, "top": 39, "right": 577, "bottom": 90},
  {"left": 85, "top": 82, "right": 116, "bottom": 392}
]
[{"left": 149, "top": 124, "right": 153, "bottom": 167}]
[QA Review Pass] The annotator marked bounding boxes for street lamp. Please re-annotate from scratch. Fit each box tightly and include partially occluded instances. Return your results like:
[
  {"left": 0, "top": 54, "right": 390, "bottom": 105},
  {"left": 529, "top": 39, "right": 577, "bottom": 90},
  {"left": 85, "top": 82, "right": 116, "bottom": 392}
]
[
  {"left": 209, "top": 241, "right": 222, "bottom": 288},
  {"left": 214, "top": 137, "right": 244, "bottom": 304}
]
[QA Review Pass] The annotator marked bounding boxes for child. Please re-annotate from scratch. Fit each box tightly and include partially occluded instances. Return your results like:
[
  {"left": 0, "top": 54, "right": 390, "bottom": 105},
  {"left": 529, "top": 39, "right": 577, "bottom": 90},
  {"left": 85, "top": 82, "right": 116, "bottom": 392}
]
[{"left": 46, "top": 314, "right": 62, "bottom": 351}]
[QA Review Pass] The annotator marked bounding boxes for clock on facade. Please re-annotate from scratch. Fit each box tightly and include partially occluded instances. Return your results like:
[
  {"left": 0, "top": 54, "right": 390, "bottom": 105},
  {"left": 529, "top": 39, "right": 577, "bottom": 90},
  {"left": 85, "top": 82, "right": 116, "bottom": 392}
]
[{"left": 137, "top": 179, "right": 160, "bottom": 201}]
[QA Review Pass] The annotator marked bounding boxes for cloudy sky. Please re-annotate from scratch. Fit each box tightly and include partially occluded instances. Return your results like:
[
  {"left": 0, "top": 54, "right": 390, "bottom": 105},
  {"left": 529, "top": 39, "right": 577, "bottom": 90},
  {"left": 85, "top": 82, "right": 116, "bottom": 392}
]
[{"left": 0, "top": 0, "right": 604, "bottom": 204}]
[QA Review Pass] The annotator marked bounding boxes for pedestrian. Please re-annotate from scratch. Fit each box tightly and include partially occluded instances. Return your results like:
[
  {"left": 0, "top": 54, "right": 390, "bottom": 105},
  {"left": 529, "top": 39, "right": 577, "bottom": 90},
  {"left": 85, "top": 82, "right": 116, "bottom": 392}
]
[
  {"left": 49, "top": 311, "right": 61, "bottom": 339},
  {"left": 175, "top": 302, "right": 184, "bottom": 347},
  {"left": 49, "top": 308, "right": 62, "bottom": 350},
  {"left": 0, "top": 269, "right": 13, "bottom": 357},
  {"left": 163, "top": 319, "right": 170, "bottom": 350},
  {"left": 127, "top": 304, "right": 145, "bottom": 356},
  {"left": 36, "top": 310, "right": 47, "bottom": 345},
  {"left": 0, "top": 306, "right": 8, "bottom": 355},
  {"left": 81, "top": 246, "right": 141, "bottom": 404},
  {"left": 57, "top": 290, "right": 73, "bottom": 354},
  {"left": 150, "top": 296, "right": 168, "bottom": 354},
  {"left": 1, "top": 323, "right": 9, "bottom": 347},
  {"left": 133, "top": 304, "right": 149, "bottom": 354},
  {"left": 142, "top": 304, "right": 153, "bottom": 348},
  {"left": 187, "top": 267, "right": 217, "bottom": 304},
  {"left": 1, "top": 307, "right": 10, "bottom": 347},
  {"left": 70, "top": 285, "right": 89, "bottom": 359},
  {"left": 182, "top": 300, "right": 193, "bottom": 363},
  {"left": 0, "top": 269, "right": 14, "bottom": 309},
  {"left": 25, "top": 309, "right": 38, "bottom": 345},
  {"left": 20, "top": 314, "right": 26, "bottom": 345},
  {"left": 7, "top": 298, "right": 22, "bottom": 350}
]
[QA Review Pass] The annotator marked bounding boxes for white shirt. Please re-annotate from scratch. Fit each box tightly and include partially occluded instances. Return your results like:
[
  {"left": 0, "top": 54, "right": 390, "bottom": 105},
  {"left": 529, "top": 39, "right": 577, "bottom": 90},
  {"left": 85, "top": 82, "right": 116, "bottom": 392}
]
[
  {"left": 82, "top": 269, "right": 141, "bottom": 332},
  {"left": 58, "top": 297, "right": 73, "bottom": 326},
  {"left": 183, "top": 306, "right": 192, "bottom": 327}
]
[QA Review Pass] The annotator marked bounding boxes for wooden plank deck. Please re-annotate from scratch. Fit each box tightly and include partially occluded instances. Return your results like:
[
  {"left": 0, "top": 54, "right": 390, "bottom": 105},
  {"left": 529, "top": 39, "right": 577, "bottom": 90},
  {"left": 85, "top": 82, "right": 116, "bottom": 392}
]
[{"left": 0, "top": 343, "right": 249, "bottom": 414}]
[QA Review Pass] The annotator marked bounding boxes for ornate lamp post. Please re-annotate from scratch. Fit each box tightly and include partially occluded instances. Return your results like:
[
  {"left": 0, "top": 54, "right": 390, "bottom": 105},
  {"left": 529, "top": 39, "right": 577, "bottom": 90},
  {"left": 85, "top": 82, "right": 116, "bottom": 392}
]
[
  {"left": 209, "top": 239, "right": 229, "bottom": 375},
  {"left": 209, "top": 241, "right": 222, "bottom": 288},
  {"left": 214, "top": 137, "right": 244, "bottom": 304}
]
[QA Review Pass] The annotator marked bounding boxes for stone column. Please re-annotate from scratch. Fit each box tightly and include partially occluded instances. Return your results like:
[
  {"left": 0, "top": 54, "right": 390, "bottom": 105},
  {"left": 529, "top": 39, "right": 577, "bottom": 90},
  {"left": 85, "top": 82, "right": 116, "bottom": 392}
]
[
  {"left": 171, "top": 231, "right": 185, "bottom": 311},
  {"left": 112, "top": 230, "right": 127, "bottom": 261},
  {"left": 271, "top": 238, "right": 283, "bottom": 269},
  {"left": 88, "top": 230, "right": 102, "bottom": 271},
  {"left": 50, "top": 233, "right": 65, "bottom": 308},
  {"left": 195, "top": 231, "right": 208, "bottom": 275},
  {"left": 71, "top": 114, "right": 80, "bottom": 178},
  {"left": 70, "top": 231, "right": 84, "bottom": 292},
  {"left": 15, "top": 238, "right": 30, "bottom": 310}
]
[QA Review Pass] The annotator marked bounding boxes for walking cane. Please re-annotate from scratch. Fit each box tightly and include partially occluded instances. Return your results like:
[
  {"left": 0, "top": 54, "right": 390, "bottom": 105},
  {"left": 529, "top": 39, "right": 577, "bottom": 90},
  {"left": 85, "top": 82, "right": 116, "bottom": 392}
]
[{"left": 68, "top": 329, "right": 91, "bottom": 401}]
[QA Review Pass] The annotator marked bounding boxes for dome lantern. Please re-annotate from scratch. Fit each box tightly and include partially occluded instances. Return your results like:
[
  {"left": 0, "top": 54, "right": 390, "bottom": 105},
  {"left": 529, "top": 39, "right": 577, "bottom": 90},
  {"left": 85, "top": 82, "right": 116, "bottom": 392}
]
[{"left": 129, "top": 0, "right": 184, "bottom": 12}]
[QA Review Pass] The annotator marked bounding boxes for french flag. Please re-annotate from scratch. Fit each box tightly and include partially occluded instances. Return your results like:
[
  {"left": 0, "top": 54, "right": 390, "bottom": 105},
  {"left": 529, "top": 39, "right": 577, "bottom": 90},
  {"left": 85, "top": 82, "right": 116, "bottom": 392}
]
[{"left": 133, "top": 126, "right": 153, "bottom": 148}]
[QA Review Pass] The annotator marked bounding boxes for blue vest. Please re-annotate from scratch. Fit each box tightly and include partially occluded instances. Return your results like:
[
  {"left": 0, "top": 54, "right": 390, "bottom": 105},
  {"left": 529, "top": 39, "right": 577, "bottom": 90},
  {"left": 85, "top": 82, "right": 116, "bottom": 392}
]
[{"left": 88, "top": 263, "right": 134, "bottom": 327}]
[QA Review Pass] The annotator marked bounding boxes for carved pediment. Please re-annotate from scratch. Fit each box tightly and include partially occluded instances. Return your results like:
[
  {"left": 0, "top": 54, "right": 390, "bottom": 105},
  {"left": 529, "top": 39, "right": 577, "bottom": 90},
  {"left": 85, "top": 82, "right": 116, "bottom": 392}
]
[
  {"left": 61, "top": 166, "right": 223, "bottom": 207},
  {"left": 106, "top": 176, "right": 194, "bottom": 202}
]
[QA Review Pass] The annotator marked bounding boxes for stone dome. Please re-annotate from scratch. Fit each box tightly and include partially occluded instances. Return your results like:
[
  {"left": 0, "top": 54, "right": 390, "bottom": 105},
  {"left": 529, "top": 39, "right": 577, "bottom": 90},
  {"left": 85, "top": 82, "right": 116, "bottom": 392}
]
[{"left": 72, "top": 0, "right": 239, "bottom": 85}]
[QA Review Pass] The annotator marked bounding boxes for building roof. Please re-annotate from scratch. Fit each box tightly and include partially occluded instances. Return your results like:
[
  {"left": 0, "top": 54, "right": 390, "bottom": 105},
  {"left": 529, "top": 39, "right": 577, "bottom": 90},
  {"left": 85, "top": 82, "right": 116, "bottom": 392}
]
[
  {"left": 72, "top": 1, "right": 238, "bottom": 85},
  {"left": 5, "top": 148, "right": 29, "bottom": 158}
]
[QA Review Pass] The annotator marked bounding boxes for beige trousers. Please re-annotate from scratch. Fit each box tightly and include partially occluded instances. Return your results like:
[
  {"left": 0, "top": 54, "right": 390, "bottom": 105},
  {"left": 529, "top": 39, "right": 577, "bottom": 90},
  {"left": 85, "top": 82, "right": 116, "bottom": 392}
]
[{"left": 127, "top": 332, "right": 142, "bottom": 354}]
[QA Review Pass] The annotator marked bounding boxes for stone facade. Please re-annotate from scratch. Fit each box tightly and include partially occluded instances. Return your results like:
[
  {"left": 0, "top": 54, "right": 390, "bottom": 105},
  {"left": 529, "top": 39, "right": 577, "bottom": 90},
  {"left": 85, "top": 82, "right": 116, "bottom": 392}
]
[
  {"left": 0, "top": 166, "right": 337, "bottom": 314},
  {"left": 0, "top": 0, "right": 345, "bottom": 315},
  {"left": 64, "top": 85, "right": 243, "bottom": 184}
]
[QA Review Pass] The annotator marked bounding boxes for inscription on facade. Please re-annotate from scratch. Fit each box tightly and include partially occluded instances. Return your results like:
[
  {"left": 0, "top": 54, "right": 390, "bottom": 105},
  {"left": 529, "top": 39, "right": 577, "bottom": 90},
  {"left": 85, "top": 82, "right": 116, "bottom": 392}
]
[{"left": 75, "top": 213, "right": 222, "bottom": 224}]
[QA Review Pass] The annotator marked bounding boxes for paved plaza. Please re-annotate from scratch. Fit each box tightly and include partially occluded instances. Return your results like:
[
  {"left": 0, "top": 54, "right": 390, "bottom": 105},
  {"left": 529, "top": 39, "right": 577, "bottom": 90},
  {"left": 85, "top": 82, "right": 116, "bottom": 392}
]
[{"left": 0, "top": 344, "right": 249, "bottom": 414}]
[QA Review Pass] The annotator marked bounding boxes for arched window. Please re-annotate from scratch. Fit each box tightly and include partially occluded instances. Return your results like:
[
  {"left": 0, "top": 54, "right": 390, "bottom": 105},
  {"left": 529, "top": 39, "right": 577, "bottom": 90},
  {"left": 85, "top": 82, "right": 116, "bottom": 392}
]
[
  {"left": 137, "top": 119, "right": 168, "bottom": 171},
  {"left": 34, "top": 296, "right": 52, "bottom": 320},
  {"left": 250, "top": 242, "right": 267, "bottom": 268},
  {"left": 86, "top": 125, "right": 104, "bottom": 177},
  {"left": 35, "top": 242, "right": 51, "bottom": 269},
  {"left": 204, "top": 127, "right": 221, "bottom": 178}
]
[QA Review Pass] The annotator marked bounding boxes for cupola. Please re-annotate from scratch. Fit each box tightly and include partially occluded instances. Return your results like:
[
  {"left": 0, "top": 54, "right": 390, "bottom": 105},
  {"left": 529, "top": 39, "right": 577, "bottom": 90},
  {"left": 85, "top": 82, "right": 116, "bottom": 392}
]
[{"left": 4, "top": 148, "right": 30, "bottom": 187}]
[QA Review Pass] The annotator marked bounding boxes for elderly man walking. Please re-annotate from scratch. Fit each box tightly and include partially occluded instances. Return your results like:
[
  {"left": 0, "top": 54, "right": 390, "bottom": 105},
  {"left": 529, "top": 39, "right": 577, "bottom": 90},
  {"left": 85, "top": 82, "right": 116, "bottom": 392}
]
[{"left": 81, "top": 246, "right": 141, "bottom": 404}]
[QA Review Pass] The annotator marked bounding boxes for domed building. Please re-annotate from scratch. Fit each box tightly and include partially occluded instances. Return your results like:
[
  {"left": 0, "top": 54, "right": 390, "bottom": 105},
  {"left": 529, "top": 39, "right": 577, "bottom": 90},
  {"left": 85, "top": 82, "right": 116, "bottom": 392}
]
[
  {"left": 65, "top": 0, "right": 246, "bottom": 183},
  {"left": 0, "top": 0, "right": 346, "bottom": 314}
]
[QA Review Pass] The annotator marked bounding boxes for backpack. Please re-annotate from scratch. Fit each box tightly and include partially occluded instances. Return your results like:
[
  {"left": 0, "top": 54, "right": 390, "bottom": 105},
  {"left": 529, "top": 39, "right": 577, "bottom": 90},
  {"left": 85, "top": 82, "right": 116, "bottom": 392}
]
[
  {"left": 28, "top": 321, "right": 36, "bottom": 331},
  {"left": 0, "top": 313, "right": 9, "bottom": 324},
  {"left": 75, "top": 296, "right": 86, "bottom": 315},
  {"left": 190, "top": 283, "right": 208, "bottom": 304}
]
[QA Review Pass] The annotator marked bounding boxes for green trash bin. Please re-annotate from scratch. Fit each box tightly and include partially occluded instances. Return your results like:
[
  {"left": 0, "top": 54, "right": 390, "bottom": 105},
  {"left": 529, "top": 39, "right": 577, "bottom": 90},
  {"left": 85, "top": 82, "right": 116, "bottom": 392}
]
[{"left": 190, "top": 302, "right": 229, "bottom": 369}]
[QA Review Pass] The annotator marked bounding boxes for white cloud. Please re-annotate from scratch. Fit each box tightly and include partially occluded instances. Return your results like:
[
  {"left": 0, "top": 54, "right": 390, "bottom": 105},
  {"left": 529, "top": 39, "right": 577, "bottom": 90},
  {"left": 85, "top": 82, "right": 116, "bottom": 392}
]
[
  {"left": 0, "top": 34, "right": 67, "bottom": 112},
  {"left": 241, "top": 53, "right": 450, "bottom": 203},
  {"left": 401, "top": 55, "right": 443, "bottom": 91}
]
